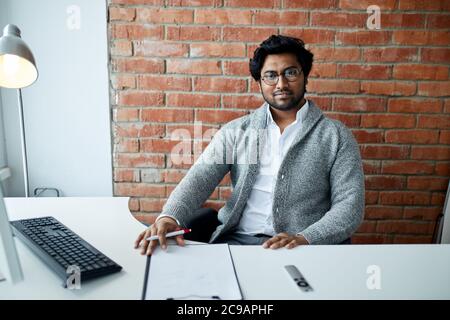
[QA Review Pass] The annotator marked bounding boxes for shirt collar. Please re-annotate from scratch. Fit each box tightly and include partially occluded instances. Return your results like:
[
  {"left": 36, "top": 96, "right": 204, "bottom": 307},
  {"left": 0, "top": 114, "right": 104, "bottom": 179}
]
[{"left": 266, "top": 99, "right": 309, "bottom": 126}]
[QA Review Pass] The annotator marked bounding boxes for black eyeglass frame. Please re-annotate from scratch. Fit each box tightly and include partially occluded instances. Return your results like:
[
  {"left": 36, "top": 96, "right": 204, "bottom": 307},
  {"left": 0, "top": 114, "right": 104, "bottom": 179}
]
[{"left": 261, "top": 67, "right": 303, "bottom": 86}]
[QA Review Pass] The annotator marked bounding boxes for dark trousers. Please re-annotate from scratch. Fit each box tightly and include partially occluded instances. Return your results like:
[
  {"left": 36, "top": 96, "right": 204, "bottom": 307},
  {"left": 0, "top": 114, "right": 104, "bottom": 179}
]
[
  {"left": 184, "top": 208, "right": 352, "bottom": 244},
  {"left": 183, "top": 208, "right": 221, "bottom": 243}
]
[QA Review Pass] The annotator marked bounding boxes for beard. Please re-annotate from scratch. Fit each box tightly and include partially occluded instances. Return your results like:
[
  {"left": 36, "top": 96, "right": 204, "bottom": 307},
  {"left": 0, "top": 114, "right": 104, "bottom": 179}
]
[{"left": 262, "top": 85, "right": 306, "bottom": 111}]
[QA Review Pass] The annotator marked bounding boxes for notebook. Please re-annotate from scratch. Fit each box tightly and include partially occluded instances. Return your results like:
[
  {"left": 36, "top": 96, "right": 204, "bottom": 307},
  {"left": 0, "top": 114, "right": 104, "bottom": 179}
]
[{"left": 142, "top": 243, "right": 243, "bottom": 300}]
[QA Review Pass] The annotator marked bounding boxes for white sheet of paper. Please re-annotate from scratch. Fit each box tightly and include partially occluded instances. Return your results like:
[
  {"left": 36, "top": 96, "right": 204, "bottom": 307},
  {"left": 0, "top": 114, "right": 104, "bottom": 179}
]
[{"left": 145, "top": 244, "right": 242, "bottom": 300}]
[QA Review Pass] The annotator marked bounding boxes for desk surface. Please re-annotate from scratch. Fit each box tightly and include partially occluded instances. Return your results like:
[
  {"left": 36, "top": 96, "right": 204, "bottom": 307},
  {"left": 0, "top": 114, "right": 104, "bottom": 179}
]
[
  {"left": 1, "top": 197, "right": 147, "bottom": 299},
  {"left": 231, "top": 245, "right": 450, "bottom": 299},
  {"left": 1, "top": 197, "right": 450, "bottom": 300}
]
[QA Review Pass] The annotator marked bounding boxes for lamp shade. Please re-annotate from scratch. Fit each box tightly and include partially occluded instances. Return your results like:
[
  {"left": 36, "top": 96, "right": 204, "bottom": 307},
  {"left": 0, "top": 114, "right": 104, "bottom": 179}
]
[{"left": 0, "top": 24, "right": 38, "bottom": 89}]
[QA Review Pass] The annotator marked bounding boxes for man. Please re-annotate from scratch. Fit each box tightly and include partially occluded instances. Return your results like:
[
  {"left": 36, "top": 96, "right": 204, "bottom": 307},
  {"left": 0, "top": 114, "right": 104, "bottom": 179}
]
[{"left": 135, "top": 35, "right": 365, "bottom": 255}]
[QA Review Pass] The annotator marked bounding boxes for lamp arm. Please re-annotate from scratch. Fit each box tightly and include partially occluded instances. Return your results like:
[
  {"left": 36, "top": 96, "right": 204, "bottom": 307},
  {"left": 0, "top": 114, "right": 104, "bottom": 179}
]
[{"left": 17, "top": 88, "right": 29, "bottom": 197}]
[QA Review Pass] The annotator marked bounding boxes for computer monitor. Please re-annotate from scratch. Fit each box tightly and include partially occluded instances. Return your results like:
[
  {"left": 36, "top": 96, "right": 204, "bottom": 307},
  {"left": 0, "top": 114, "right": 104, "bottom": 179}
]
[
  {"left": 0, "top": 186, "right": 23, "bottom": 283},
  {"left": 440, "top": 181, "right": 450, "bottom": 244}
]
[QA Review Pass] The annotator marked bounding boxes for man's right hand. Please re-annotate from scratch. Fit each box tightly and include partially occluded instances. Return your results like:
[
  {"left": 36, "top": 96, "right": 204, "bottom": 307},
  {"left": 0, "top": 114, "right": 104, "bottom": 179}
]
[{"left": 134, "top": 217, "right": 185, "bottom": 256}]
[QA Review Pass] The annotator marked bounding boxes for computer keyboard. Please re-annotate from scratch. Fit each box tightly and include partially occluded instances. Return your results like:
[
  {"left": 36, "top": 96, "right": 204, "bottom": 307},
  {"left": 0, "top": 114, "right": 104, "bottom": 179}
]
[{"left": 10, "top": 216, "right": 122, "bottom": 286}]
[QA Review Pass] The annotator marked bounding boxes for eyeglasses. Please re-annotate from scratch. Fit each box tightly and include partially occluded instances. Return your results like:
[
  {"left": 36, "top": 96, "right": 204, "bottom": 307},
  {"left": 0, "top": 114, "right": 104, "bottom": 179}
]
[{"left": 261, "top": 67, "right": 303, "bottom": 86}]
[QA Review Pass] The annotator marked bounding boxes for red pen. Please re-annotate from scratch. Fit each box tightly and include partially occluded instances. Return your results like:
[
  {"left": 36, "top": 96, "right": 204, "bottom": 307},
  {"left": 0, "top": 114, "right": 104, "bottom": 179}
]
[{"left": 146, "top": 228, "right": 191, "bottom": 241}]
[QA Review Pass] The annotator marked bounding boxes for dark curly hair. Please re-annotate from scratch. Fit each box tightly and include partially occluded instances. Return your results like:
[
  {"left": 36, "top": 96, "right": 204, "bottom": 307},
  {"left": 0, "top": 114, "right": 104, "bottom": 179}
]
[{"left": 249, "top": 35, "right": 314, "bottom": 82}]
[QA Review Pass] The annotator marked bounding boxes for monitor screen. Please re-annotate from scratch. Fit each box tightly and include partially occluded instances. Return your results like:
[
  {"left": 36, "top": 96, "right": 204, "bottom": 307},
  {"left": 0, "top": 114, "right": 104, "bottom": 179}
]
[
  {"left": 0, "top": 187, "right": 23, "bottom": 283},
  {"left": 441, "top": 181, "right": 450, "bottom": 244}
]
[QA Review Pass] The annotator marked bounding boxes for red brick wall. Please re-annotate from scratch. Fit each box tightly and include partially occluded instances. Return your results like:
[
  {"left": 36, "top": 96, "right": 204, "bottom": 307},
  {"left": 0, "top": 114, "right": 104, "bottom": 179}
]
[{"left": 108, "top": 0, "right": 450, "bottom": 244}]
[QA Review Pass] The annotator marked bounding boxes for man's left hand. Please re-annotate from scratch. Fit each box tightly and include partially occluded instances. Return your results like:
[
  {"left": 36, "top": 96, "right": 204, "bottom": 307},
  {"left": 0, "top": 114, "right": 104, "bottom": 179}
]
[{"left": 262, "top": 233, "right": 309, "bottom": 249}]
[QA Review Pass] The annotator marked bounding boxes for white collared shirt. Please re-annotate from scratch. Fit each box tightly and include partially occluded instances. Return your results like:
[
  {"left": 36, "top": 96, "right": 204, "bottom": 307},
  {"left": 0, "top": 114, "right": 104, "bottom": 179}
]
[{"left": 235, "top": 100, "right": 309, "bottom": 236}]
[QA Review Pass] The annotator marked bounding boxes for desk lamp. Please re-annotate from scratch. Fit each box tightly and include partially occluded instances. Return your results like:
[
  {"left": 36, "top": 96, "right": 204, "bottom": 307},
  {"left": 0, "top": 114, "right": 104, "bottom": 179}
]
[{"left": 0, "top": 24, "right": 38, "bottom": 197}]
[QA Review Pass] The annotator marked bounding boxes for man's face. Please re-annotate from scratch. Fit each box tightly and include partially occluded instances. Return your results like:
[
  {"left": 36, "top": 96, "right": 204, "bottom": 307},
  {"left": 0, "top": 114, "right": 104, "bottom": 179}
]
[{"left": 259, "top": 53, "right": 306, "bottom": 111}]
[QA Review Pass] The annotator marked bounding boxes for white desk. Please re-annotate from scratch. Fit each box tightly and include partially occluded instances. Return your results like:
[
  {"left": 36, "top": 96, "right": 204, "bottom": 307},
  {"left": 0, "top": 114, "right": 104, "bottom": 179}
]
[
  {"left": 0, "top": 197, "right": 147, "bottom": 299},
  {"left": 231, "top": 245, "right": 450, "bottom": 299},
  {"left": 1, "top": 197, "right": 450, "bottom": 299}
]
